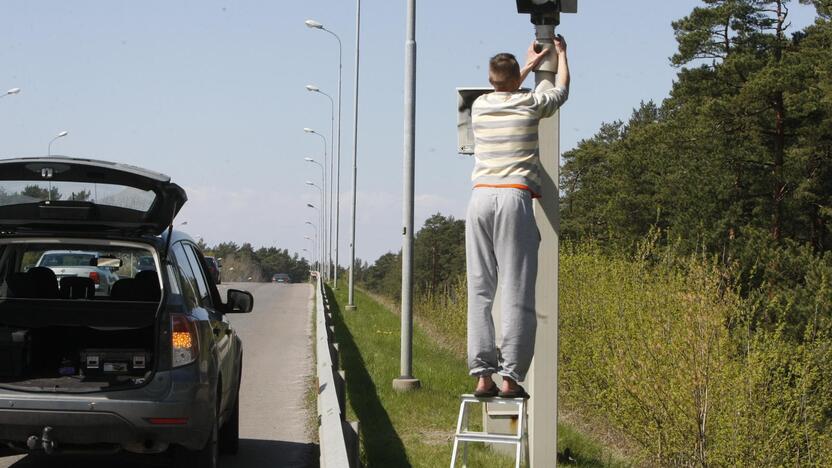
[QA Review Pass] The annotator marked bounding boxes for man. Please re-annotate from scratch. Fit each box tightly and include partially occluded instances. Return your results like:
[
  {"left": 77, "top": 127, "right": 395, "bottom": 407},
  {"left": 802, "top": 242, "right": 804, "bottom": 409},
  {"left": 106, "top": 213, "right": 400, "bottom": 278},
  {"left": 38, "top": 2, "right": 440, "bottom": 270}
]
[{"left": 467, "top": 36, "right": 569, "bottom": 398}]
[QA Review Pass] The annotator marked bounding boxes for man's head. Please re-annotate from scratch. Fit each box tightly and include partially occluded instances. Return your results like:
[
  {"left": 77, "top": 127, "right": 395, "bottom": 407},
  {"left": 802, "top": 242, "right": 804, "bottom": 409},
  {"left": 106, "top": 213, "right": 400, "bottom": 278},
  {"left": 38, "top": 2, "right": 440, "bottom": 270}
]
[{"left": 488, "top": 53, "right": 521, "bottom": 92}]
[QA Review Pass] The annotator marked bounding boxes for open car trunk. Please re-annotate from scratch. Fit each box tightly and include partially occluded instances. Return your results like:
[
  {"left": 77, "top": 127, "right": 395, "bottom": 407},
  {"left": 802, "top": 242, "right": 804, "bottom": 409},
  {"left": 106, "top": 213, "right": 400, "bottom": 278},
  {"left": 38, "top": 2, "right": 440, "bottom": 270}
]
[{"left": 0, "top": 298, "right": 158, "bottom": 393}]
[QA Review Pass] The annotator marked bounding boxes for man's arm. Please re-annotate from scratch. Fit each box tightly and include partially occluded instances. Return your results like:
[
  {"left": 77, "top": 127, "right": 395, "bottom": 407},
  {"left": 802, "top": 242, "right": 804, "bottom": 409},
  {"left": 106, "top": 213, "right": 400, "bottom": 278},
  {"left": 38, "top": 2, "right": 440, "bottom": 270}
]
[
  {"left": 519, "top": 41, "right": 547, "bottom": 85},
  {"left": 534, "top": 35, "right": 570, "bottom": 118},
  {"left": 554, "top": 35, "right": 570, "bottom": 91}
]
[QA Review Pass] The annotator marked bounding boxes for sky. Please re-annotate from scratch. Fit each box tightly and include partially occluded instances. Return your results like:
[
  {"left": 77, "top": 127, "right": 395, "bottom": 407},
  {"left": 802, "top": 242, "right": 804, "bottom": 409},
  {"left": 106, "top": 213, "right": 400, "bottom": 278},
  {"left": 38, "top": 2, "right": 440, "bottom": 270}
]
[{"left": 0, "top": 1, "right": 820, "bottom": 265}]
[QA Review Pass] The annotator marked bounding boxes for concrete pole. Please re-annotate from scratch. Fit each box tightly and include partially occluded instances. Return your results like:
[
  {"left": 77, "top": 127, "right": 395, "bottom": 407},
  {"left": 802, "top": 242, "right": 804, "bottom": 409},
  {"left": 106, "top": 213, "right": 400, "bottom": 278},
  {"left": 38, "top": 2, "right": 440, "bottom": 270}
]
[
  {"left": 527, "top": 23, "right": 559, "bottom": 468},
  {"left": 346, "top": 0, "right": 361, "bottom": 311},
  {"left": 393, "top": 0, "right": 421, "bottom": 392},
  {"left": 334, "top": 35, "right": 343, "bottom": 290},
  {"left": 328, "top": 97, "right": 335, "bottom": 284}
]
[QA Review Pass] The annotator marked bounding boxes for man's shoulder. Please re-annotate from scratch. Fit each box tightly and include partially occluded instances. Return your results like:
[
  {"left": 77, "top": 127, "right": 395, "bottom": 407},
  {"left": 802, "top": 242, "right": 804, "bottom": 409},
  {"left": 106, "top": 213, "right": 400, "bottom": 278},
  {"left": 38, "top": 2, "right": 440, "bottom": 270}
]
[{"left": 474, "top": 91, "right": 535, "bottom": 108}]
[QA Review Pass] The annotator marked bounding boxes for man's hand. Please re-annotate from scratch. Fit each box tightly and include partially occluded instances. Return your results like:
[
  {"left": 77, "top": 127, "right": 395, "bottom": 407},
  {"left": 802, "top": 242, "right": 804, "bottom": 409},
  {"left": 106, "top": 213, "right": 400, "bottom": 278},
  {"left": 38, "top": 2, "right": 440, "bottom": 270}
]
[
  {"left": 524, "top": 41, "right": 549, "bottom": 70},
  {"left": 554, "top": 34, "right": 567, "bottom": 56}
]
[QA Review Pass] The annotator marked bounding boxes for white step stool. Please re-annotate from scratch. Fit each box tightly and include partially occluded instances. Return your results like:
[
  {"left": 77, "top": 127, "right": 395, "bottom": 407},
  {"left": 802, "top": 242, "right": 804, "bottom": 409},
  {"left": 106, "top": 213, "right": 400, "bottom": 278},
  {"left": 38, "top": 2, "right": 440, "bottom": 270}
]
[{"left": 450, "top": 394, "right": 529, "bottom": 468}]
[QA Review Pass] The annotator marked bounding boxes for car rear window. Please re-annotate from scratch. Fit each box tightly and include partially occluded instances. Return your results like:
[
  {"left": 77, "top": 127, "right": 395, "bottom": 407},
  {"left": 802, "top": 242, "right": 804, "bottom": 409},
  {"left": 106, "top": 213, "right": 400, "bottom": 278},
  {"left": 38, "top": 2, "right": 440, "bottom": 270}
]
[
  {"left": 0, "top": 241, "right": 160, "bottom": 301},
  {"left": 0, "top": 180, "right": 156, "bottom": 212}
]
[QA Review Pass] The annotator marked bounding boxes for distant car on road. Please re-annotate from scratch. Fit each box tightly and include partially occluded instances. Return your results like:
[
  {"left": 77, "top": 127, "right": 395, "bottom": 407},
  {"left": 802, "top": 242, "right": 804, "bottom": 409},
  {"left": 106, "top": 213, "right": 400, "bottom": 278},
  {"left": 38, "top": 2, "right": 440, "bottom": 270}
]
[
  {"left": 272, "top": 273, "right": 291, "bottom": 284},
  {"left": 35, "top": 250, "right": 121, "bottom": 296},
  {"left": 204, "top": 256, "right": 221, "bottom": 284},
  {"left": 136, "top": 255, "right": 156, "bottom": 272}
]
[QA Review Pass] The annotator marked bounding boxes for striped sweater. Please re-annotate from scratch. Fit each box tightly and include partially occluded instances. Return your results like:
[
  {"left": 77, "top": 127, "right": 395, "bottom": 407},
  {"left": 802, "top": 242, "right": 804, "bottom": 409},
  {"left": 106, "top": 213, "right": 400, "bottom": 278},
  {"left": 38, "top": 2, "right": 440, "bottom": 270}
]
[{"left": 471, "top": 83, "right": 568, "bottom": 197}]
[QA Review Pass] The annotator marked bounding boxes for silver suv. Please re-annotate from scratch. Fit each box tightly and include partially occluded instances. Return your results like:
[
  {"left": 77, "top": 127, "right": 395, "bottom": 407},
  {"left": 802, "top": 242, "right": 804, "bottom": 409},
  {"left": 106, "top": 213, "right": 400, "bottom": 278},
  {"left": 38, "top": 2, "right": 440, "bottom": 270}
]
[{"left": 0, "top": 157, "right": 254, "bottom": 467}]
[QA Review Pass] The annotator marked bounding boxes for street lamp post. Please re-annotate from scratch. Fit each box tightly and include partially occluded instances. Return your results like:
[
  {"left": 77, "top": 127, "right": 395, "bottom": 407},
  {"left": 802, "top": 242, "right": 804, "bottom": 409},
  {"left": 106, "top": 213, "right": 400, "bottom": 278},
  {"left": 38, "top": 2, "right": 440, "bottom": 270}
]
[
  {"left": 306, "top": 203, "right": 322, "bottom": 275},
  {"left": 304, "top": 157, "right": 326, "bottom": 272},
  {"left": 0, "top": 88, "right": 21, "bottom": 100},
  {"left": 305, "top": 181, "right": 325, "bottom": 271},
  {"left": 305, "top": 85, "right": 338, "bottom": 286},
  {"left": 393, "top": 0, "right": 421, "bottom": 392},
  {"left": 304, "top": 128, "right": 330, "bottom": 280},
  {"left": 304, "top": 234, "right": 318, "bottom": 272},
  {"left": 304, "top": 20, "right": 343, "bottom": 291},
  {"left": 48, "top": 131, "right": 69, "bottom": 156},
  {"left": 345, "top": 0, "right": 362, "bottom": 311}
]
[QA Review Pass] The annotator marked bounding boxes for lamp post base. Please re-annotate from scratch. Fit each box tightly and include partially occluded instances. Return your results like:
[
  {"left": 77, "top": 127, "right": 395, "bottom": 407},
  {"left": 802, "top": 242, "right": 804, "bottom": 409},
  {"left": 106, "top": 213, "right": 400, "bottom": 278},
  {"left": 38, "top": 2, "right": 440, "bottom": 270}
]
[
  {"left": 392, "top": 377, "right": 421, "bottom": 392},
  {"left": 345, "top": 305, "right": 357, "bottom": 311}
]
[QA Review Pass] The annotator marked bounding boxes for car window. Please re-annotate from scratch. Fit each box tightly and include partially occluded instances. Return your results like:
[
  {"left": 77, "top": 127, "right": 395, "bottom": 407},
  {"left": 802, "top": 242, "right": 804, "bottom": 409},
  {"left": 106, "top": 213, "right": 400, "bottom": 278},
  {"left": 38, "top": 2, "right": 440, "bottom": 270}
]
[
  {"left": 171, "top": 243, "right": 199, "bottom": 309},
  {"left": 183, "top": 244, "right": 212, "bottom": 307},
  {"left": 165, "top": 264, "right": 182, "bottom": 296}
]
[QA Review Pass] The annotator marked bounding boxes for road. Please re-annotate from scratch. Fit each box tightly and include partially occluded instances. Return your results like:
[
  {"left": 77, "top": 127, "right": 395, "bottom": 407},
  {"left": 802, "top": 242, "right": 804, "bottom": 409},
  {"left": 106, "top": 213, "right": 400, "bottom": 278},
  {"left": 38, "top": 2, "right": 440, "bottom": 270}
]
[{"left": 0, "top": 282, "right": 316, "bottom": 468}]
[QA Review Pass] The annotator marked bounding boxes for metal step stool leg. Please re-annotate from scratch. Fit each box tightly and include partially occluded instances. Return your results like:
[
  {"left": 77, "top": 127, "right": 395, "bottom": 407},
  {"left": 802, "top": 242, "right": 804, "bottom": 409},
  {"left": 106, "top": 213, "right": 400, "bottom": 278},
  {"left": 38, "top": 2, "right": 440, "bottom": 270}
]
[
  {"left": 515, "top": 400, "right": 526, "bottom": 468},
  {"left": 450, "top": 398, "right": 469, "bottom": 468}
]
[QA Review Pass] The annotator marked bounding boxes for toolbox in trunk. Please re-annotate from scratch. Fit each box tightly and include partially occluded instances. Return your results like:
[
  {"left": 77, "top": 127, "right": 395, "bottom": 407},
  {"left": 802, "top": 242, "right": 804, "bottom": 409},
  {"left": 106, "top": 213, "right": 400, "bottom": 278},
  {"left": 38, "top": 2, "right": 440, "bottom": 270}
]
[
  {"left": 0, "top": 328, "right": 31, "bottom": 377},
  {"left": 80, "top": 349, "right": 150, "bottom": 376}
]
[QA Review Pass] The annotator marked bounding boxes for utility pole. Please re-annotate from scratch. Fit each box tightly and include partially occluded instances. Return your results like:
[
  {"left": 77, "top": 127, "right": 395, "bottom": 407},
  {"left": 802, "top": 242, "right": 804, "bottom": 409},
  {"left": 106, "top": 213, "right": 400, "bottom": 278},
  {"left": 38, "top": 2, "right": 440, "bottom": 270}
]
[
  {"left": 346, "top": 0, "right": 362, "bottom": 311},
  {"left": 393, "top": 0, "right": 421, "bottom": 392},
  {"left": 522, "top": 3, "right": 575, "bottom": 465}
]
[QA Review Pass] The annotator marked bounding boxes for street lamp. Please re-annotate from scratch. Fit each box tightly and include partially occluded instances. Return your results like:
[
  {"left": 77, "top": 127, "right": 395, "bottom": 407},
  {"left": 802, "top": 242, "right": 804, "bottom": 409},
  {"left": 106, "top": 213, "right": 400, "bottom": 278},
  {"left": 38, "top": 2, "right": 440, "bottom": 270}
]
[
  {"left": 0, "top": 88, "right": 21, "bottom": 99},
  {"left": 393, "top": 0, "right": 420, "bottom": 393},
  {"left": 48, "top": 130, "right": 69, "bottom": 156},
  {"left": 304, "top": 20, "right": 343, "bottom": 290},
  {"left": 305, "top": 128, "right": 330, "bottom": 280},
  {"left": 304, "top": 220, "right": 319, "bottom": 272},
  {"left": 305, "top": 85, "right": 337, "bottom": 285},
  {"left": 344, "top": 0, "right": 363, "bottom": 311},
  {"left": 306, "top": 203, "right": 323, "bottom": 275},
  {"left": 304, "top": 157, "right": 326, "bottom": 192},
  {"left": 306, "top": 181, "right": 325, "bottom": 269}
]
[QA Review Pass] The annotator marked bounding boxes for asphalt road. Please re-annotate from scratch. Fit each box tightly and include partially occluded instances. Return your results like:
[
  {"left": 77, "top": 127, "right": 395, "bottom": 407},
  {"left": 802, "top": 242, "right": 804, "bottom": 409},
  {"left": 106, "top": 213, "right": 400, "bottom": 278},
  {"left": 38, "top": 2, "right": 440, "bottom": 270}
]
[{"left": 0, "top": 282, "right": 316, "bottom": 468}]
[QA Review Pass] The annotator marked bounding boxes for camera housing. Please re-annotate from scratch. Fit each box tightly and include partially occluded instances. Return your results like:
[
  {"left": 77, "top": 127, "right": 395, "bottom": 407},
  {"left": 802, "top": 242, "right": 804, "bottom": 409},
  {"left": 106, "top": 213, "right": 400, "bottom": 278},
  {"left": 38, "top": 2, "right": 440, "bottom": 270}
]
[{"left": 515, "top": 0, "right": 577, "bottom": 25}]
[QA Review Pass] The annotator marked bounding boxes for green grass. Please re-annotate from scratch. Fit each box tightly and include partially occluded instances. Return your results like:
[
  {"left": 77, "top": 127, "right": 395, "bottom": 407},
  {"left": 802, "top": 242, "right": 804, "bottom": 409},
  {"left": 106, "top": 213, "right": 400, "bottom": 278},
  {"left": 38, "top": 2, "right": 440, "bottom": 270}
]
[
  {"left": 328, "top": 285, "right": 626, "bottom": 467},
  {"left": 557, "top": 423, "right": 629, "bottom": 467}
]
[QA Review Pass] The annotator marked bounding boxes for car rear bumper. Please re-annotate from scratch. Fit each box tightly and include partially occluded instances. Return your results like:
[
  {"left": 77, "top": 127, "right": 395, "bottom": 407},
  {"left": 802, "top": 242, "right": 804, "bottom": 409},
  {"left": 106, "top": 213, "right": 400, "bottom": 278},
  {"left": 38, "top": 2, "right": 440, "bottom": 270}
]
[{"left": 0, "top": 367, "right": 213, "bottom": 453}]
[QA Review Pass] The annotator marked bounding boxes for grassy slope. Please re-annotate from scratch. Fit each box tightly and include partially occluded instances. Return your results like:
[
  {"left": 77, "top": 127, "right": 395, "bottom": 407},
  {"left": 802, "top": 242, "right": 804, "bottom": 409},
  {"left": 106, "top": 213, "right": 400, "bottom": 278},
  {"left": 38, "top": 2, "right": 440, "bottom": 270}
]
[{"left": 329, "top": 285, "right": 625, "bottom": 467}]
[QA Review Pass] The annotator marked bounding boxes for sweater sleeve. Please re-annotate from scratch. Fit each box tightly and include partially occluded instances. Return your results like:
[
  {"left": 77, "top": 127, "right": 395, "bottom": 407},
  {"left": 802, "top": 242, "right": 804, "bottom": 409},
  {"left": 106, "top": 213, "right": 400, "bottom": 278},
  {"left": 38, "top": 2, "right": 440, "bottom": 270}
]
[{"left": 533, "top": 82, "right": 569, "bottom": 119}]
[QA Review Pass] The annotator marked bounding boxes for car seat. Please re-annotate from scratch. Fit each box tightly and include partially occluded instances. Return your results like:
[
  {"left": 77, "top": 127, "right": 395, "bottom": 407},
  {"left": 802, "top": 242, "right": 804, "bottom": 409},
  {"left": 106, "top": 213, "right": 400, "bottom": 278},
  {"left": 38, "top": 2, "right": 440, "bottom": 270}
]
[{"left": 27, "top": 267, "right": 59, "bottom": 299}]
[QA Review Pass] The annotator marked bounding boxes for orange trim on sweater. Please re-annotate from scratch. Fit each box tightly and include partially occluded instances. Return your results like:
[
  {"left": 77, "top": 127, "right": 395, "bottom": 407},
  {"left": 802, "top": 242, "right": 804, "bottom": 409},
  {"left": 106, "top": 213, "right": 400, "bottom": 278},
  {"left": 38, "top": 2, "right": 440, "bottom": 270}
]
[{"left": 473, "top": 183, "right": 542, "bottom": 199}]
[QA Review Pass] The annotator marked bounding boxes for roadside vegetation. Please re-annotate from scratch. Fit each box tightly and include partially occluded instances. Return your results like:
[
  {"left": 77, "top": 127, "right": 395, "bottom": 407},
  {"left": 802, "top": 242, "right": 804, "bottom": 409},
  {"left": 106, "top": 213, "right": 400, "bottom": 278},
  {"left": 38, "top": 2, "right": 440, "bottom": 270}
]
[
  {"left": 199, "top": 242, "right": 310, "bottom": 283},
  {"left": 347, "top": 2, "right": 832, "bottom": 465},
  {"left": 328, "top": 285, "right": 621, "bottom": 467}
]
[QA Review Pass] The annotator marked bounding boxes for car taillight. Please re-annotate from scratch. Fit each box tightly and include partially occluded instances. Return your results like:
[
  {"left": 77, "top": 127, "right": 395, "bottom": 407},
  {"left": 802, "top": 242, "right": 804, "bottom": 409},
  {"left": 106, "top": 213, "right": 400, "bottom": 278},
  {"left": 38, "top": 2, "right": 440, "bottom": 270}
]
[
  {"left": 171, "top": 314, "right": 199, "bottom": 368},
  {"left": 88, "top": 271, "right": 100, "bottom": 284}
]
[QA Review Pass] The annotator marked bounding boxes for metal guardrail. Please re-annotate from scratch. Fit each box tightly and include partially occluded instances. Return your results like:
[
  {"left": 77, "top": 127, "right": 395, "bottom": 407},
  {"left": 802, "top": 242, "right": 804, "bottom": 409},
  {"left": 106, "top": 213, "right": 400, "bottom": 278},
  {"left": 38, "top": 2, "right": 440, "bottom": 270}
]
[{"left": 315, "top": 273, "right": 360, "bottom": 468}]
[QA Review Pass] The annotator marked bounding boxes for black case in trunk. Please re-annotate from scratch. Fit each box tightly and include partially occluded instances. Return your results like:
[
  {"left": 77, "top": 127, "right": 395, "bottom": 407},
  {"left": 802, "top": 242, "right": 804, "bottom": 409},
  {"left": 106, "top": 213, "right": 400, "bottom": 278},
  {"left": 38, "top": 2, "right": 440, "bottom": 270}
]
[
  {"left": 0, "top": 328, "right": 31, "bottom": 377},
  {"left": 80, "top": 349, "right": 150, "bottom": 376}
]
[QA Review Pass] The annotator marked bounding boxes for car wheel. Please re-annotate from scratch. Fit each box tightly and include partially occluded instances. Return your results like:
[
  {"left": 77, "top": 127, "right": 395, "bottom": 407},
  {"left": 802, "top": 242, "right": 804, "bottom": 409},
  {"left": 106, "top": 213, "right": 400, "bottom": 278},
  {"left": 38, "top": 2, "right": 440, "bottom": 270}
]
[
  {"left": 174, "top": 416, "right": 218, "bottom": 468},
  {"left": 218, "top": 392, "right": 239, "bottom": 454}
]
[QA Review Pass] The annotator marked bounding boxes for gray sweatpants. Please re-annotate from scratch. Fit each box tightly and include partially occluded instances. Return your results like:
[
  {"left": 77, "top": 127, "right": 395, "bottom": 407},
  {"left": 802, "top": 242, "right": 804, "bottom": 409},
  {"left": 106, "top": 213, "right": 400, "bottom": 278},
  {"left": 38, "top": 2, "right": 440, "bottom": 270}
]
[{"left": 466, "top": 187, "right": 539, "bottom": 383}]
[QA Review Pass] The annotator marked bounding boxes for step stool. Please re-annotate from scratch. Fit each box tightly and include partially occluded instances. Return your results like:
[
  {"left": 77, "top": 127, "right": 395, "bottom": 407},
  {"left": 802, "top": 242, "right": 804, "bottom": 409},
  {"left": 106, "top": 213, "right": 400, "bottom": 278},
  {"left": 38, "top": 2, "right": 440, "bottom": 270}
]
[{"left": 450, "top": 394, "right": 529, "bottom": 468}]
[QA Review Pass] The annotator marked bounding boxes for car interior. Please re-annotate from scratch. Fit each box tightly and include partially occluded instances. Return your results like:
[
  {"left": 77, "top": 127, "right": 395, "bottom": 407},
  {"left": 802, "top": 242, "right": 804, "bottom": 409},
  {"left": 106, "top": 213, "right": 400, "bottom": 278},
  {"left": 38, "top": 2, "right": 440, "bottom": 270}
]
[{"left": 0, "top": 241, "right": 163, "bottom": 391}]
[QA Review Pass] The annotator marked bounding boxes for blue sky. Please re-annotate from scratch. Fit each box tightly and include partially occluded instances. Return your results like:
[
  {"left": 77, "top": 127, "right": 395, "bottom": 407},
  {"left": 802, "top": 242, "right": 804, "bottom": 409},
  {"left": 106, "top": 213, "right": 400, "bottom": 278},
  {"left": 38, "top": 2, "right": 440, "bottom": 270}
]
[{"left": 0, "top": 1, "right": 819, "bottom": 264}]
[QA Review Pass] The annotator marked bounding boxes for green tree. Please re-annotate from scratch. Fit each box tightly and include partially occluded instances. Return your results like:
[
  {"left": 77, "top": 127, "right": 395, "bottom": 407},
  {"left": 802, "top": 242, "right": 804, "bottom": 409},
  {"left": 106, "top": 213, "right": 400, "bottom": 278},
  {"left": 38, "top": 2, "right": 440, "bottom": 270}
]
[
  {"left": 413, "top": 213, "right": 465, "bottom": 294},
  {"left": 20, "top": 184, "right": 61, "bottom": 201},
  {"left": 69, "top": 190, "right": 92, "bottom": 201}
]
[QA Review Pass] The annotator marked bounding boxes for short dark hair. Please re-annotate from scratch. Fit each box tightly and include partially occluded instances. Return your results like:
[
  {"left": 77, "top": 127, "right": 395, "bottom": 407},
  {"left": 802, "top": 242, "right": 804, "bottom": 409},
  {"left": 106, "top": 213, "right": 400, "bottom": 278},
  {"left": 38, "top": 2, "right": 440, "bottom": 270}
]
[{"left": 489, "top": 53, "right": 520, "bottom": 90}]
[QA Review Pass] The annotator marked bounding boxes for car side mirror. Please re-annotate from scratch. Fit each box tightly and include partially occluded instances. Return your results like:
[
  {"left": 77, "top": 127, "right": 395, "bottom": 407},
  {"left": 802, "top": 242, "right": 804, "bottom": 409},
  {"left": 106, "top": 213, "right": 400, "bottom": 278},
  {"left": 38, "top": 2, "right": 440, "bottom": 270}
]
[{"left": 226, "top": 289, "right": 254, "bottom": 313}]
